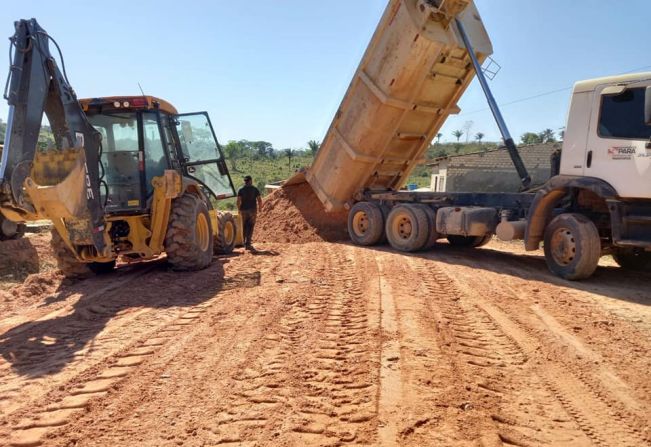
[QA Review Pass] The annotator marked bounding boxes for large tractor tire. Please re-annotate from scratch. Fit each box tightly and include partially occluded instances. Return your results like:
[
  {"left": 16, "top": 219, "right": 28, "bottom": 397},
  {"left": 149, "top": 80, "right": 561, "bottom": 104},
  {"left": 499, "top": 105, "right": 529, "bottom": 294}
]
[
  {"left": 51, "top": 228, "right": 93, "bottom": 278},
  {"left": 215, "top": 212, "right": 237, "bottom": 254},
  {"left": 543, "top": 213, "right": 601, "bottom": 280},
  {"left": 385, "top": 204, "right": 430, "bottom": 252},
  {"left": 0, "top": 214, "right": 26, "bottom": 241},
  {"left": 348, "top": 202, "right": 386, "bottom": 246},
  {"left": 613, "top": 249, "right": 651, "bottom": 271},
  {"left": 165, "top": 193, "right": 214, "bottom": 271},
  {"left": 447, "top": 234, "right": 492, "bottom": 248}
]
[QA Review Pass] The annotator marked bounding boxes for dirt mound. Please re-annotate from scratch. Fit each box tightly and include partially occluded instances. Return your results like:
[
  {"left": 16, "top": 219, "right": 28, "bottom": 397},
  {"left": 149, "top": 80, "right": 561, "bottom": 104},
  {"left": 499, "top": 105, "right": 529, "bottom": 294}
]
[
  {"left": 255, "top": 182, "right": 349, "bottom": 244},
  {"left": 0, "top": 232, "right": 61, "bottom": 313}
]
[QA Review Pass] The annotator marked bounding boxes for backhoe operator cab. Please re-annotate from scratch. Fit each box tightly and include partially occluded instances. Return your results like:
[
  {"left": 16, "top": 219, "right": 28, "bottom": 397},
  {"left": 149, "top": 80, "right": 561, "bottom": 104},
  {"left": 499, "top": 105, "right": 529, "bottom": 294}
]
[{"left": 68, "top": 96, "right": 239, "bottom": 274}]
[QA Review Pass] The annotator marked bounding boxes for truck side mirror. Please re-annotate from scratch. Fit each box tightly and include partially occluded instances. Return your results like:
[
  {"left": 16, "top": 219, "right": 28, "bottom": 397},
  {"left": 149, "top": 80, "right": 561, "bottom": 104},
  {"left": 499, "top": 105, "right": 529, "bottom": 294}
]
[{"left": 645, "top": 86, "right": 651, "bottom": 125}]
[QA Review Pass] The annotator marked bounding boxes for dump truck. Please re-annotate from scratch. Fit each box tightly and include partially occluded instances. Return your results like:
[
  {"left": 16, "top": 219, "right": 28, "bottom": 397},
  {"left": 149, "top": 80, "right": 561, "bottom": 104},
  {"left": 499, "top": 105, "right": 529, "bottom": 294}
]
[
  {"left": 292, "top": 0, "right": 651, "bottom": 280},
  {"left": 0, "top": 19, "right": 238, "bottom": 276}
]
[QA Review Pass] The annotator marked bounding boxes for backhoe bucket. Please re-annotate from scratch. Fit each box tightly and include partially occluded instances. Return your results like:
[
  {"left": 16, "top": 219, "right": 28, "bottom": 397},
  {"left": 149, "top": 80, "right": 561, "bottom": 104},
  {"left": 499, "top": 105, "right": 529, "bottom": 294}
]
[{"left": 23, "top": 147, "right": 92, "bottom": 231}]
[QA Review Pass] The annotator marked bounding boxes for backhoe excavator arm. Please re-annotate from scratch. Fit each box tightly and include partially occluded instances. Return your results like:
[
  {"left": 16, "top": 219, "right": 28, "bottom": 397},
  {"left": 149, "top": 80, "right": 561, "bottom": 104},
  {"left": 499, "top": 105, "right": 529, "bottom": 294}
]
[{"left": 1, "top": 19, "right": 106, "bottom": 253}]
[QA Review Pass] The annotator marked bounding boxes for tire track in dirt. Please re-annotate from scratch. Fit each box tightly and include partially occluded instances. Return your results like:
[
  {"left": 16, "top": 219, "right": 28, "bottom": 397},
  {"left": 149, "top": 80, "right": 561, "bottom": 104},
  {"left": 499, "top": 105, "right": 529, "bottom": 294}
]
[
  {"left": 212, "top": 244, "right": 380, "bottom": 446},
  {"left": 445, "top": 264, "right": 651, "bottom": 446},
  {"left": 409, "top": 255, "right": 647, "bottom": 447},
  {"left": 0, "top": 252, "right": 277, "bottom": 447},
  {"left": 405, "top": 255, "right": 593, "bottom": 446}
]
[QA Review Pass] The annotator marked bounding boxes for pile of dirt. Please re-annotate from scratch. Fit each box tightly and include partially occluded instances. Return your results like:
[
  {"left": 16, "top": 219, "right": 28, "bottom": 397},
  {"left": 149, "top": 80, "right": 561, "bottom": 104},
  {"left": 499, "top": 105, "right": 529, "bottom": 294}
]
[
  {"left": 0, "top": 232, "right": 60, "bottom": 310},
  {"left": 255, "top": 182, "right": 349, "bottom": 244}
]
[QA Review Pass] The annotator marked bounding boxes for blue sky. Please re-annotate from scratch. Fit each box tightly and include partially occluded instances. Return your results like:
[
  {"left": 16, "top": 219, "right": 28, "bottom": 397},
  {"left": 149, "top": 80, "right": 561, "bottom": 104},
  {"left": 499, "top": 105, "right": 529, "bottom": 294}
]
[{"left": 1, "top": 0, "right": 650, "bottom": 148}]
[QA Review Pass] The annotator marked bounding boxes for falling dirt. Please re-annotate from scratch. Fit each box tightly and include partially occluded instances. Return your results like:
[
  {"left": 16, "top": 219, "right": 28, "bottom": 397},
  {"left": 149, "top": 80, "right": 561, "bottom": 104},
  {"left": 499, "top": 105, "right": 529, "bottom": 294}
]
[{"left": 255, "top": 182, "right": 349, "bottom": 244}]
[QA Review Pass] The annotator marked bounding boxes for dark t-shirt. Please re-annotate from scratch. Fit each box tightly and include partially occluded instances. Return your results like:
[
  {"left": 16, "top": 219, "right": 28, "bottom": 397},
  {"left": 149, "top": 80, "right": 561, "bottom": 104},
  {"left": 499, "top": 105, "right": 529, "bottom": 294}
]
[{"left": 238, "top": 185, "right": 261, "bottom": 211}]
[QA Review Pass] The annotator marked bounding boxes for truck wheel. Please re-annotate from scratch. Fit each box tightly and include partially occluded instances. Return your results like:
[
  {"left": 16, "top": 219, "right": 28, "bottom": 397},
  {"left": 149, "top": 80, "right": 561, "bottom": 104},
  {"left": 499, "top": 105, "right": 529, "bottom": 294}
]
[
  {"left": 0, "top": 215, "right": 26, "bottom": 241},
  {"left": 414, "top": 204, "right": 439, "bottom": 249},
  {"left": 348, "top": 202, "right": 386, "bottom": 246},
  {"left": 88, "top": 260, "right": 117, "bottom": 275},
  {"left": 50, "top": 228, "right": 93, "bottom": 278},
  {"left": 447, "top": 234, "right": 491, "bottom": 248},
  {"left": 543, "top": 213, "right": 601, "bottom": 280},
  {"left": 165, "top": 193, "right": 214, "bottom": 271},
  {"left": 215, "top": 212, "right": 237, "bottom": 254},
  {"left": 385, "top": 204, "right": 429, "bottom": 252},
  {"left": 613, "top": 249, "right": 651, "bottom": 271}
]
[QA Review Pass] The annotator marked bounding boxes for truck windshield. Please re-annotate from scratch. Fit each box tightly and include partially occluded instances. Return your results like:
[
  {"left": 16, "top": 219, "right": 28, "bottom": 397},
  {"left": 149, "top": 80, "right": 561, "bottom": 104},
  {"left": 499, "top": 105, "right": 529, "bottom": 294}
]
[{"left": 598, "top": 87, "right": 651, "bottom": 140}]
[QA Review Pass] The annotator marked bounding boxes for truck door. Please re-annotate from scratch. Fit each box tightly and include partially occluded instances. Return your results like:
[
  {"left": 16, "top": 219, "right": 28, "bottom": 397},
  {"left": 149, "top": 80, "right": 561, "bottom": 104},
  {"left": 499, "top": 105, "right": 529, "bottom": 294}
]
[
  {"left": 586, "top": 83, "right": 651, "bottom": 199},
  {"left": 174, "top": 112, "right": 236, "bottom": 201}
]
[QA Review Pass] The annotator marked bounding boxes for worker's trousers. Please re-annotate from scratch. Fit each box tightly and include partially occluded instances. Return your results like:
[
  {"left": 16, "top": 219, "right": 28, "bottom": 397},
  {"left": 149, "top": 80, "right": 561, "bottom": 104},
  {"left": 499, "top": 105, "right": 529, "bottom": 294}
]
[{"left": 240, "top": 210, "right": 257, "bottom": 247}]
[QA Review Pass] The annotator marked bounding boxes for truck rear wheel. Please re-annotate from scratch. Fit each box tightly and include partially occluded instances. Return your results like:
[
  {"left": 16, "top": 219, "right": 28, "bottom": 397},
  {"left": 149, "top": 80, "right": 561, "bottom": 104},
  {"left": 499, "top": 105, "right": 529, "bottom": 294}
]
[
  {"left": 165, "top": 193, "right": 214, "bottom": 271},
  {"left": 414, "top": 204, "right": 439, "bottom": 249},
  {"left": 447, "top": 234, "right": 491, "bottom": 248},
  {"left": 613, "top": 249, "right": 651, "bottom": 271},
  {"left": 385, "top": 204, "right": 429, "bottom": 252},
  {"left": 51, "top": 228, "right": 93, "bottom": 278},
  {"left": 544, "top": 213, "right": 601, "bottom": 280},
  {"left": 348, "top": 202, "right": 386, "bottom": 246},
  {"left": 215, "top": 212, "right": 237, "bottom": 254}
]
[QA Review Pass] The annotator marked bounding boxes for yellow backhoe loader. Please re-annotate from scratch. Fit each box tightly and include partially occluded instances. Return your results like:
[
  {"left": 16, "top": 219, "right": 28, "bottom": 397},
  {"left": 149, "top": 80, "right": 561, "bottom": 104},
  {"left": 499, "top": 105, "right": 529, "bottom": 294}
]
[{"left": 0, "top": 19, "right": 239, "bottom": 277}]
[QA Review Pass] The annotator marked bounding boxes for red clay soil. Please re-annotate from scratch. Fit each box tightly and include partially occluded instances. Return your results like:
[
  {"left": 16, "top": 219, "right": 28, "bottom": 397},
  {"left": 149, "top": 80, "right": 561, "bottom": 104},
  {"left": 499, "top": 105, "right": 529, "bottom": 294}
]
[
  {"left": 255, "top": 182, "right": 349, "bottom": 244},
  {"left": 0, "top": 232, "right": 62, "bottom": 314}
]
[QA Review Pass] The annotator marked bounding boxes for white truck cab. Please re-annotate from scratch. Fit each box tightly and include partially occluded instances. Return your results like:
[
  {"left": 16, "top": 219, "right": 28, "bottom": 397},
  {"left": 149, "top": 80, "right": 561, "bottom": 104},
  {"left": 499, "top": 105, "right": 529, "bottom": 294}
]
[{"left": 561, "top": 72, "right": 651, "bottom": 199}]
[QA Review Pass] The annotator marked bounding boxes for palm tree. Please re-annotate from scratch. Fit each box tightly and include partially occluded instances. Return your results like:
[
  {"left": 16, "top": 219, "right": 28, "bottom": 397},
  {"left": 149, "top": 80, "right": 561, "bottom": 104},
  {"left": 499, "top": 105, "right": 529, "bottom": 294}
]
[
  {"left": 307, "top": 140, "right": 320, "bottom": 155},
  {"left": 285, "top": 148, "right": 294, "bottom": 174},
  {"left": 452, "top": 130, "right": 464, "bottom": 143},
  {"left": 436, "top": 133, "right": 443, "bottom": 144},
  {"left": 475, "top": 132, "right": 485, "bottom": 145}
]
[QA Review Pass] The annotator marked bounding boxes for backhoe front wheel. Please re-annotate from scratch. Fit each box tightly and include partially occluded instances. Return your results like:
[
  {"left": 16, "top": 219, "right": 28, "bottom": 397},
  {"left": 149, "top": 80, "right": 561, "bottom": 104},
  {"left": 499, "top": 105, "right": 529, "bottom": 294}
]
[
  {"left": 165, "top": 193, "right": 214, "bottom": 271},
  {"left": 544, "top": 213, "right": 601, "bottom": 280},
  {"left": 215, "top": 212, "right": 236, "bottom": 254}
]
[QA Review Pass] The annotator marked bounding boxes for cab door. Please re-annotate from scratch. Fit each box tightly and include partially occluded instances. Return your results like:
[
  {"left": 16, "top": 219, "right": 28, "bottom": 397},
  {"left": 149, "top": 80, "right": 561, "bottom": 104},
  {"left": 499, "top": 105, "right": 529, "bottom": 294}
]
[
  {"left": 586, "top": 82, "right": 651, "bottom": 199},
  {"left": 173, "top": 112, "right": 236, "bottom": 200}
]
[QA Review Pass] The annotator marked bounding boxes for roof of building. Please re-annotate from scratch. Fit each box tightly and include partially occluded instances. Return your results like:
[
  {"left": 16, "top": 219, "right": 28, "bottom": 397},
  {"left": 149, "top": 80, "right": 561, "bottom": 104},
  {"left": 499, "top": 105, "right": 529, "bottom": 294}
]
[{"left": 427, "top": 142, "right": 560, "bottom": 169}]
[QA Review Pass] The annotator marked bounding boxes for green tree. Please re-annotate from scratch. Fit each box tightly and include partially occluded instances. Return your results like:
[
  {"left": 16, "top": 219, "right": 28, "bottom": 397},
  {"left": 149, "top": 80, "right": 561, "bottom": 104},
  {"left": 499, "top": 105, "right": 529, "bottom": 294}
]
[
  {"left": 452, "top": 130, "right": 464, "bottom": 143},
  {"left": 520, "top": 132, "right": 543, "bottom": 145},
  {"left": 475, "top": 132, "right": 485, "bottom": 145},
  {"left": 307, "top": 140, "right": 320, "bottom": 155},
  {"left": 539, "top": 128, "right": 556, "bottom": 143},
  {"left": 436, "top": 133, "right": 443, "bottom": 144},
  {"left": 224, "top": 140, "right": 243, "bottom": 172}
]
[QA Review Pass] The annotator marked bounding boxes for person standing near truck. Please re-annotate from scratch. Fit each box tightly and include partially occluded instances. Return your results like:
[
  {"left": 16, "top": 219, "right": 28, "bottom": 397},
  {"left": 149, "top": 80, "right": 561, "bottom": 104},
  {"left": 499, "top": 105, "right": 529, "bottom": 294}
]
[{"left": 237, "top": 175, "right": 263, "bottom": 250}]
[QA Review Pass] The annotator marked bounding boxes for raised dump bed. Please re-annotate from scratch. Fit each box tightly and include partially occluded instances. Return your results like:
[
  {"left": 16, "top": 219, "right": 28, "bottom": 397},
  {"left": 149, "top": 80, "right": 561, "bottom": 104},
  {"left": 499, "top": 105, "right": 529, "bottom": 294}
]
[{"left": 299, "top": 0, "right": 492, "bottom": 212}]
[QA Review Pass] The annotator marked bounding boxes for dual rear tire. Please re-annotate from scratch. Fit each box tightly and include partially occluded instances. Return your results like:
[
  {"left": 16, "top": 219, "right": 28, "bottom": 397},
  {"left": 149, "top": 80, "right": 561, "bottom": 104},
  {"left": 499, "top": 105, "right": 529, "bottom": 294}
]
[{"left": 348, "top": 202, "right": 439, "bottom": 252}]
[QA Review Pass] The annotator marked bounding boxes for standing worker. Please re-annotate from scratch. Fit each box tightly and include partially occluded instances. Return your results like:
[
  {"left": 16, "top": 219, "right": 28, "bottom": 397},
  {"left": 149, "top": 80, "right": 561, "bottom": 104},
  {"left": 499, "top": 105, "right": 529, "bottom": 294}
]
[{"left": 237, "top": 175, "right": 263, "bottom": 251}]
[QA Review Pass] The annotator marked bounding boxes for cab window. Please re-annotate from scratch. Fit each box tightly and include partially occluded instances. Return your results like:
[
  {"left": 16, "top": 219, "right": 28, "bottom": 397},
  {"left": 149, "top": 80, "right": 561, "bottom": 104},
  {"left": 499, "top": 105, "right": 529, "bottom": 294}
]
[{"left": 598, "top": 87, "right": 651, "bottom": 140}]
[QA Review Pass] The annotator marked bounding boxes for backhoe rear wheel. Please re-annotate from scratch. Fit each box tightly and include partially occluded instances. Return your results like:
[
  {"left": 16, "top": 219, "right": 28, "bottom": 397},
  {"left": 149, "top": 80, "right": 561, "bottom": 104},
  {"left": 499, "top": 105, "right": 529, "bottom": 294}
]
[
  {"left": 51, "top": 228, "right": 93, "bottom": 279},
  {"left": 215, "top": 212, "right": 237, "bottom": 254},
  {"left": 165, "top": 193, "right": 214, "bottom": 271}
]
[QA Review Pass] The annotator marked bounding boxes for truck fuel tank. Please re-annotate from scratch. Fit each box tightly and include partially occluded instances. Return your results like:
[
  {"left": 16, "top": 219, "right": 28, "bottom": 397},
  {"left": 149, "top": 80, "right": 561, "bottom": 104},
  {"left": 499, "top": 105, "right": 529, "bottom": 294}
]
[{"left": 436, "top": 206, "right": 497, "bottom": 237}]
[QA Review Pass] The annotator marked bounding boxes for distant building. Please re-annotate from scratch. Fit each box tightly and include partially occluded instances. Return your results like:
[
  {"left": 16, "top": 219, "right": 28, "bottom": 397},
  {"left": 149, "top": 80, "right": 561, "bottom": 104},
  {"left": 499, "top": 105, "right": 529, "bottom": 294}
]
[{"left": 428, "top": 143, "right": 560, "bottom": 193}]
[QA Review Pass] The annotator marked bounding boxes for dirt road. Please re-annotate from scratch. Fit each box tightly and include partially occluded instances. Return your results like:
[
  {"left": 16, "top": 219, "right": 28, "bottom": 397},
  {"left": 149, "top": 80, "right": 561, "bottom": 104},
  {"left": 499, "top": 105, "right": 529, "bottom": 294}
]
[{"left": 1, "top": 240, "right": 649, "bottom": 446}]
